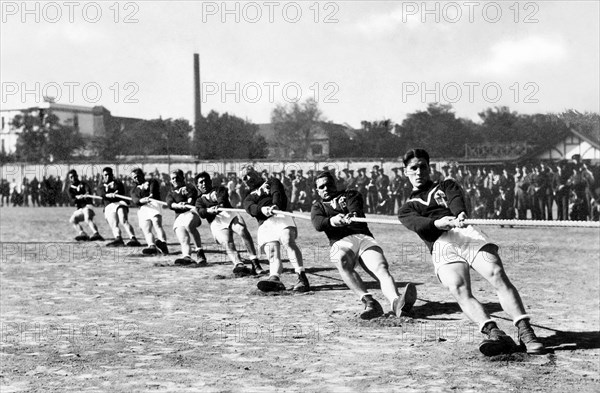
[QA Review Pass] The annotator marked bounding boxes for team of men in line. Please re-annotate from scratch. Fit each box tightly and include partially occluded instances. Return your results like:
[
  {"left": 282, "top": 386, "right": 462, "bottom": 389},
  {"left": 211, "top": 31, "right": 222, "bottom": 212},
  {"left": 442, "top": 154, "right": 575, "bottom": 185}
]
[{"left": 67, "top": 149, "right": 545, "bottom": 357}]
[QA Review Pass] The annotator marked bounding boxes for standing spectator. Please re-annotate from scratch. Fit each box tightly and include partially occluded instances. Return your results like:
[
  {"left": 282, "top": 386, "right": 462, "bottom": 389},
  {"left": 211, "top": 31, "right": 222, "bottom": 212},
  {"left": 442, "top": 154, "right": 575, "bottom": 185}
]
[
  {"left": 568, "top": 165, "right": 590, "bottom": 220},
  {"left": 390, "top": 168, "right": 403, "bottom": 215},
  {"left": 30, "top": 177, "right": 40, "bottom": 207},
  {"left": 355, "top": 168, "right": 368, "bottom": 204},
  {"left": 376, "top": 167, "right": 391, "bottom": 214},
  {"left": 366, "top": 166, "right": 380, "bottom": 213},
  {"left": 514, "top": 166, "right": 530, "bottom": 219},
  {"left": 0, "top": 178, "right": 10, "bottom": 206}
]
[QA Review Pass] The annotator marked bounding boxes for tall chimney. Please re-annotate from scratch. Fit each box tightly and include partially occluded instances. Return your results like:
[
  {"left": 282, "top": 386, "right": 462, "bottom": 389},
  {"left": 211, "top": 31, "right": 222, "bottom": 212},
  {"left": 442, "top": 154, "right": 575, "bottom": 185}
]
[{"left": 194, "top": 53, "right": 201, "bottom": 125}]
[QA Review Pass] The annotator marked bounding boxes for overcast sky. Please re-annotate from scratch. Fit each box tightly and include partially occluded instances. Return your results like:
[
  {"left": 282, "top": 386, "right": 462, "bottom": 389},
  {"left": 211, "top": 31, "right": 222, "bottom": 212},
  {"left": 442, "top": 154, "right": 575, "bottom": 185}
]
[{"left": 1, "top": 1, "right": 598, "bottom": 128}]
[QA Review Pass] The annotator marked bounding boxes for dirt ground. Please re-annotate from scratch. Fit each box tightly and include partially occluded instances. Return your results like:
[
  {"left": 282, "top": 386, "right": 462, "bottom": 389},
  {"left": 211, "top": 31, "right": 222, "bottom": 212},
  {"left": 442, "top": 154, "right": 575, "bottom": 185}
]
[{"left": 1, "top": 207, "right": 599, "bottom": 392}]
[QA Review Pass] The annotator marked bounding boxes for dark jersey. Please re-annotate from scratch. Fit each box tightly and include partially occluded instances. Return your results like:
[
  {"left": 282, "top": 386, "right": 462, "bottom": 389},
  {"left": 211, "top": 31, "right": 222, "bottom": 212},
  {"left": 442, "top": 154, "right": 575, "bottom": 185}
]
[
  {"left": 243, "top": 178, "right": 288, "bottom": 226},
  {"left": 195, "top": 186, "right": 233, "bottom": 224},
  {"left": 68, "top": 181, "right": 92, "bottom": 209},
  {"left": 311, "top": 190, "right": 373, "bottom": 245},
  {"left": 166, "top": 184, "right": 198, "bottom": 218},
  {"left": 130, "top": 179, "right": 161, "bottom": 206},
  {"left": 398, "top": 179, "right": 467, "bottom": 252},
  {"left": 97, "top": 179, "right": 127, "bottom": 205}
]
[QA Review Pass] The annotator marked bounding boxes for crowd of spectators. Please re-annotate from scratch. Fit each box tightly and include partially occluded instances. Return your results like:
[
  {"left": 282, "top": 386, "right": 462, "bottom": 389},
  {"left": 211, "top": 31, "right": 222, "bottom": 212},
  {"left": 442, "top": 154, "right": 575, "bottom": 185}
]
[{"left": 2, "top": 158, "right": 599, "bottom": 221}]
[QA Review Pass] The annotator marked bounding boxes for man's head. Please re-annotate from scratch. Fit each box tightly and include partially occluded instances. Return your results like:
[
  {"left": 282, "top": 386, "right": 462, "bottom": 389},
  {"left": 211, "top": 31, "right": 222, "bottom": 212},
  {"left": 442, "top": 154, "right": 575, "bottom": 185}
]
[
  {"left": 170, "top": 169, "right": 185, "bottom": 189},
  {"left": 102, "top": 167, "right": 114, "bottom": 183},
  {"left": 314, "top": 171, "right": 337, "bottom": 202},
  {"left": 242, "top": 168, "right": 264, "bottom": 191},
  {"left": 403, "top": 149, "right": 431, "bottom": 190},
  {"left": 68, "top": 169, "right": 79, "bottom": 183},
  {"left": 130, "top": 168, "right": 145, "bottom": 184},
  {"left": 195, "top": 171, "right": 212, "bottom": 194}
]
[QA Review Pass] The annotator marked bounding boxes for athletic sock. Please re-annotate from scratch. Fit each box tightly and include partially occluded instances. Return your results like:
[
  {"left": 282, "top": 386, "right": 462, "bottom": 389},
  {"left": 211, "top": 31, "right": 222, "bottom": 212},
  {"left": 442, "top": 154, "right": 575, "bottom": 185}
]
[
  {"left": 480, "top": 321, "right": 499, "bottom": 335},
  {"left": 513, "top": 314, "right": 531, "bottom": 327}
]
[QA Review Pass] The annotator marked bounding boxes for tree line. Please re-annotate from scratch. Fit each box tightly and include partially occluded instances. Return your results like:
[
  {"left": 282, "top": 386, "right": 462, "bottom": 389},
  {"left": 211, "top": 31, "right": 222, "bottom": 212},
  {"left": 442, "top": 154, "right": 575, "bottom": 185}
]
[{"left": 2, "top": 100, "right": 597, "bottom": 164}]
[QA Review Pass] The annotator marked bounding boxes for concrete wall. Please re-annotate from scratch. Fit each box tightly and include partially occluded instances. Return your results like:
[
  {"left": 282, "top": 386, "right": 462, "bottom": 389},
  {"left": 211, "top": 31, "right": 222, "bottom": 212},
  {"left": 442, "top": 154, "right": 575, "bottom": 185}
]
[{"left": 0, "top": 158, "right": 420, "bottom": 183}]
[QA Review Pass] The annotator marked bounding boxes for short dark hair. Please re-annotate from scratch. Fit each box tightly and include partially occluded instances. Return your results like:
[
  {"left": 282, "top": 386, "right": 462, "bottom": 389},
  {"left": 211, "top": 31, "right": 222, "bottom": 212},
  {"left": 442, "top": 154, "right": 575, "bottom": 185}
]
[
  {"left": 102, "top": 167, "right": 113, "bottom": 175},
  {"left": 67, "top": 169, "right": 78, "bottom": 177},
  {"left": 194, "top": 171, "right": 211, "bottom": 184},
  {"left": 131, "top": 167, "right": 144, "bottom": 177},
  {"left": 171, "top": 169, "right": 184, "bottom": 179},
  {"left": 314, "top": 170, "right": 335, "bottom": 187},
  {"left": 402, "top": 149, "right": 430, "bottom": 166}
]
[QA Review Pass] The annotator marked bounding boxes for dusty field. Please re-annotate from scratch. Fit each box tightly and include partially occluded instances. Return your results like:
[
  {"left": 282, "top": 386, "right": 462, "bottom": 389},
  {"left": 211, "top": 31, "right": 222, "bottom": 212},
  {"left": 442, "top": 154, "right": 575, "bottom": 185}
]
[{"left": 1, "top": 206, "right": 599, "bottom": 392}]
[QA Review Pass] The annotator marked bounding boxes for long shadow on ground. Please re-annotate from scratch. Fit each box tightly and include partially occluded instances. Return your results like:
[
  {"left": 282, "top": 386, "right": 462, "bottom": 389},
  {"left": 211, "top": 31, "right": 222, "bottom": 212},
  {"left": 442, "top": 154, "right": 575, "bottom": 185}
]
[
  {"left": 540, "top": 330, "right": 600, "bottom": 351},
  {"left": 413, "top": 300, "right": 504, "bottom": 319}
]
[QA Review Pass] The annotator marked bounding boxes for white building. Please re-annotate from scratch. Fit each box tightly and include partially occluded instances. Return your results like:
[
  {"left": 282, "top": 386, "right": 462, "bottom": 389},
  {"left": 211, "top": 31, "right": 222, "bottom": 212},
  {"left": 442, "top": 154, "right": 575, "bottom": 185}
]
[
  {"left": 535, "top": 127, "right": 600, "bottom": 162},
  {"left": 0, "top": 102, "right": 138, "bottom": 155}
]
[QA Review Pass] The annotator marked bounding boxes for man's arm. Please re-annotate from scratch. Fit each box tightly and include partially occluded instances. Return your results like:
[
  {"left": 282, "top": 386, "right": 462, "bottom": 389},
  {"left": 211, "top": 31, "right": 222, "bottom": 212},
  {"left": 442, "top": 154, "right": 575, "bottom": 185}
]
[
  {"left": 398, "top": 204, "right": 444, "bottom": 241},
  {"left": 269, "top": 179, "right": 287, "bottom": 210},
  {"left": 442, "top": 180, "right": 467, "bottom": 217},
  {"left": 311, "top": 202, "right": 331, "bottom": 232}
]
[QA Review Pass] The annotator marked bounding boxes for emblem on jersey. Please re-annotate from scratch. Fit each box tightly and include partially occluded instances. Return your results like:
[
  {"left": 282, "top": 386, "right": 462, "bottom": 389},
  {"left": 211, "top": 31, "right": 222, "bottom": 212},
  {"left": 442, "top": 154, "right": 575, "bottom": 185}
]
[
  {"left": 207, "top": 191, "right": 218, "bottom": 202},
  {"left": 434, "top": 190, "right": 448, "bottom": 208},
  {"left": 330, "top": 195, "right": 347, "bottom": 211}
]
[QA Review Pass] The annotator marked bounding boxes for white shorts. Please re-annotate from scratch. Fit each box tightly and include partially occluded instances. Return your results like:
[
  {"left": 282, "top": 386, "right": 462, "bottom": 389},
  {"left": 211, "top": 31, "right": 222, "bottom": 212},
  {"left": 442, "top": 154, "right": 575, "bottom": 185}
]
[
  {"left": 173, "top": 211, "right": 201, "bottom": 230},
  {"left": 257, "top": 214, "right": 296, "bottom": 249},
  {"left": 71, "top": 206, "right": 95, "bottom": 224},
  {"left": 330, "top": 234, "right": 380, "bottom": 267},
  {"left": 209, "top": 211, "right": 239, "bottom": 233},
  {"left": 137, "top": 201, "right": 162, "bottom": 222},
  {"left": 104, "top": 201, "right": 128, "bottom": 221},
  {"left": 431, "top": 225, "right": 493, "bottom": 275}
]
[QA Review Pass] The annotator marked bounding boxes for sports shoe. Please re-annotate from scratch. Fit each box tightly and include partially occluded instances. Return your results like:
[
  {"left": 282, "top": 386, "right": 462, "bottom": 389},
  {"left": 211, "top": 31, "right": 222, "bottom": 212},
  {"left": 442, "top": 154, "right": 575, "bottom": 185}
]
[
  {"left": 393, "top": 283, "right": 418, "bottom": 317},
  {"left": 196, "top": 249, "right": 207, "bottom": 265},
  {"left": 126, "top": 238, "right": 141, "bottom": 247},
  {"left": 89, "top": 233, "right": 104, "bottom": 241},
  {"left": 142, "top": 245, "right": 159, "bottom": 255},
  {"left": 292, "top": 272, "right": 310, "bottom": 292},
  {"left": 250, "top": 259, "right": 267, "bottom": 276},
  {"left": 106, "top": 238, "right": 125, "bottom": 247},
  {"left": 174, "top": 256, "right": 195, "bottom": 266},
  {"left": 75, "top": 233, "right": 90, "bottom": 241},
  {"left": 232, "top": 263, "right": 253, "bottom": 277},
  {"left": 518, "top": 326, "right": 546, "bottom": 355},
  {"left": 257, "top": 275, "right": 286, "bottom": 292},
  {"left": 479, "top": 328, "right": 518, "bottom": 356},
  {"left": 155, "top": 239, "right": 169, "bottom": 255},
  {"left": 360, "top": 295, "right": 384, "bottom": 320}
]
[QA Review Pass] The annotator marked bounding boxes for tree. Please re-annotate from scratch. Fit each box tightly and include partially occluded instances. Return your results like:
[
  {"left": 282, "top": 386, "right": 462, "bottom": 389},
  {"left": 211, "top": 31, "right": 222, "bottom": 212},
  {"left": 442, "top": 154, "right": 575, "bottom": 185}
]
[
  {"left": 271, "top": 98, "right": 323, "bottom": 159},
  {"left": 13, "top": 113, "right": 47, "bottom": 162},
  {"left": 91, "top": 116, "right": 127, "bottom": 160},
  {"left": 119, "top": 118, "right": 193, "bottom": 156},
  {"left": 397, "top": 103, "right": 478, "bottom": 157},
  {"left": 46, "top": 115, "right": 85, "bottom": 161},
  {"left": 193, "top": 111, "right": 267, "bottom": 159},
  {"left": 13, "top": 112, "right": 85, "bottom": 162},
  {"left": 477, "top": 106, "right": 522, "bottom": 142},
  {"left": 353, "top": 120, "right": 403, "bottom": 158}
]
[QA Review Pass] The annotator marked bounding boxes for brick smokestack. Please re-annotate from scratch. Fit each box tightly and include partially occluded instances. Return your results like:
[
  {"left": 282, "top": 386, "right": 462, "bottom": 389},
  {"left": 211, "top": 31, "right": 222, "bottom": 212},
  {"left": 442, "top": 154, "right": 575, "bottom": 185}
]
[{"left": 194, "top": 53, "right": 201, "bottom": 125}]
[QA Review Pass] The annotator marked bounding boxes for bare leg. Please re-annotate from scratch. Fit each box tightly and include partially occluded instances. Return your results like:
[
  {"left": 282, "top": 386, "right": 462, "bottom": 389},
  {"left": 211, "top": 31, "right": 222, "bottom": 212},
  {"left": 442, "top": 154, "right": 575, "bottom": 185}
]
[
  {"left": 471, "top": 247, "right": 527, "bottom": 319},
  {"left": 214, "top": 228, "right": 242, "bottom": 266},
  {"left": 175, "top": 226, "right": 191, "bottom": 257},
  {"left": 360, "top": 248, "right": 399, "bottom": 304},
  {"left": 437, "top": 262, "right": 491, "bottom": 324},
  {"left": 231, "top": 219, "right": 258, "bottom": 259},
  {"left": 151, "top": 215, "right": 167, "bottom": 242},
  {"left": 281, "top": 227, "right": 303, "bottom": 273},
  {"left": 117, "top": 208, "right": 136, "bottom": 239},
  {"left": 264, "top": 242, "right": 283, "bottom": 276}
]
